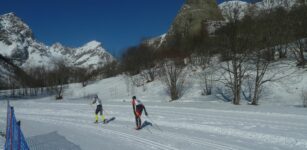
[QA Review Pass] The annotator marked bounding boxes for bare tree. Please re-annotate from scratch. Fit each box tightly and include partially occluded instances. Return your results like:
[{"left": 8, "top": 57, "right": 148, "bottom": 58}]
[
  {"left": 215, "top": 8, "right": 251, "bottom": 105},
  {"left": 247, "top": 56, "right": 296, "bottom": 105},
  {"left": 290, "top": 39, "right": 307, "bottom": 68},
  {"left": 124, "top": 75, "right": 135, "bottom": 97},
  {"left": 288, "top": 5, "right": 307, "bottom": 68},
  {"left": 239, "top": 6, "right": 297, "bottom": 105},
  {"left": 50, "top": 58, "right": 70, "bottom": 100},
  {"left": 161, "top": 60, "right": 187, "bottom": 101},
  {"left": 139, "top": 67, "right": 159, "bottom": 83},
  {"left": 199, "top": 66, "right": 217, "bottom": 96}
]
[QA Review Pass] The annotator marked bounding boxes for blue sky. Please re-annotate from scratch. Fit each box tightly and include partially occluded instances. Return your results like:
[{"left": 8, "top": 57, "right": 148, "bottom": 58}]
[{"left": 0, "top": 0, "right": 250, "bottom": 57}]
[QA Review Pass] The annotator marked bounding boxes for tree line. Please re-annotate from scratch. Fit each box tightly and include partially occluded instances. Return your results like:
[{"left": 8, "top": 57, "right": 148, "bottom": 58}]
[{"left": 120, "top": 2, "right": 307, "bottom": 105}]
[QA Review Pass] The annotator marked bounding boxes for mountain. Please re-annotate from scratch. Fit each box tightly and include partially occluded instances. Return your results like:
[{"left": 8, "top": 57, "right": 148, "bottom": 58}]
[
  {"left": 160, "top": 0, "right": 223, "bottom": 48},
  {"left": 0, "top": 13, "right": 33, "bottom": 66},
  {"left": 144, "top": 0, "right": 223, "bottom": 49},
  {"left": 146, "top": 0, "right": 303, "bottom": 49},
  {"left": 0, "top": 13, "right": 115, "bottom": 70}
]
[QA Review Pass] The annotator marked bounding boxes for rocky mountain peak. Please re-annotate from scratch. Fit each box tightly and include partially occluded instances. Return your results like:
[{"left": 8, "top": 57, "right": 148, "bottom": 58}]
[
  {"left": 0, "top": 12, "right": 33, "bottom": 39},
  {"left": 162, "top": 0, "right": 223, "bottom": 48},
  {"left": 81, "top": 40, "right": 102, "bottom": 50}
]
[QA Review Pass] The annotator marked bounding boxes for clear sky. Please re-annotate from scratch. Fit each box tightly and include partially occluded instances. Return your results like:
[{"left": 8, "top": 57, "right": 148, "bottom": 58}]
[{"left": 0, "top": 0, "right": 250, "bottom": 57}]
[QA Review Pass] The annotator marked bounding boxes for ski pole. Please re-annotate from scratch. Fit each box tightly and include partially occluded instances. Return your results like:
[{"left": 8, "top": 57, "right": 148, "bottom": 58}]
[
  {"left": 146, "top": 116, "right": 162, "bottom": 132},
  {"left": 103, "top": 109, "right": 109, "bottom": 116},
  {"left": 89, "top": 103, "right": 94, "bottom": 109}
]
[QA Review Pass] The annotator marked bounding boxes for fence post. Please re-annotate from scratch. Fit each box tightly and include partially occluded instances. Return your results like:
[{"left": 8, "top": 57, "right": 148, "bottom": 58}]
[
  {"left": 17, "top": 121, "right": 21, "bottom": 150},
  {"left": 10, "top": 107, "right": 13, "bottom": 150}
]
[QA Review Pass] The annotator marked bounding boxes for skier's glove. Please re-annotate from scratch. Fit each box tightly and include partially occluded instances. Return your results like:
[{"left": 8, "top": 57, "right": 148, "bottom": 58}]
[{"left": 145, "top": 112, "right": 148, "bottom": 116}]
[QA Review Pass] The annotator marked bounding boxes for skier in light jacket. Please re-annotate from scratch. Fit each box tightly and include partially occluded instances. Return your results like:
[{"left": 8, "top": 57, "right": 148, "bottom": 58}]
[{"left": 92, "top": 95, "right": 106, "bottom": 123}]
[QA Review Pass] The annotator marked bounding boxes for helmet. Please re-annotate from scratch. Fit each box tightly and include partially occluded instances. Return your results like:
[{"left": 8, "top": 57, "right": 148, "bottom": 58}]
[
  {"left": 132, "top": 96, "right": 136, "bottom": 99},
  {"left": 94, "top": 95, "right": 98, "bottom": 98}
]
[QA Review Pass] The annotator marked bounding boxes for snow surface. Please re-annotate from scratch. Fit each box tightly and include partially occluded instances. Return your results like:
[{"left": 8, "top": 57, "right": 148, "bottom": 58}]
[
  {"left": 0, "top": 41, "right": 16, "bottom": 57},
  {"left": 1, "top": 67, "right": 307, "bottom": 149},
  {"left": 144, "top": 34, "right": 167, "bottom": 49},
  {"left": 0, "top": 137, "right": 3, "bottom": 150}
]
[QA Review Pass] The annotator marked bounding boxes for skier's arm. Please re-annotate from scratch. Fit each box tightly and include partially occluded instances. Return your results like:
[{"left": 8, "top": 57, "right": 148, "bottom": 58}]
[
  {"left": 132, "top": 101, "right": 136, "bottom": 116},
  {"left": 143, "top": 105, "right": 148, "bottom": 116}
]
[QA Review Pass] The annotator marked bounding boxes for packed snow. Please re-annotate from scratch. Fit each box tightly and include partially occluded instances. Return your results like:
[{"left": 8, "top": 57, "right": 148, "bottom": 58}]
[{"left": 1, "top": 65, "right": 307, "bottom": 150}]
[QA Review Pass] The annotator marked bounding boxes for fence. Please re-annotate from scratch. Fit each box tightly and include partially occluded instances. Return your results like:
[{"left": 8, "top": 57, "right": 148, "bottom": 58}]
[{"left": 4, "top": 101, "right": 29, "bottom": 150}]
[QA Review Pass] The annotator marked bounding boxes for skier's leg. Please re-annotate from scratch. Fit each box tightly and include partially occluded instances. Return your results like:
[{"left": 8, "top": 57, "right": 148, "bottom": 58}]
[
  {"left": 135, "top": 116, "right": 138, "bottom": 128},
  {"left": 136, "top": 117, "right": 141, "bottom": 129},
  {"left": 95, "top": 107, "right": 99, "bottom": 123},
  {"left": 95, "top": 115, "right": 99, "bottom": 123},
  {"left": 101, "top": 108, "right": 106, "bottom": 123},
  {"left": 138, "top": 117, "right": 142, "bottom": 128}
]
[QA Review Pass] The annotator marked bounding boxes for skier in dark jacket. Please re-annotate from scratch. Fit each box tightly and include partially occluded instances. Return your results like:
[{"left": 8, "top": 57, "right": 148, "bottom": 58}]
[
  {"left": 92, "top": 95, "right": 106, "bottom": 123},
  {"left": 131, "top": 96, "right": 148, "bottom": 130}
]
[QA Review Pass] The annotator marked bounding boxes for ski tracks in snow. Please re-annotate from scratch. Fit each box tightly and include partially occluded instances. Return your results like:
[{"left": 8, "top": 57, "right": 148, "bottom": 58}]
[
  {"left": 21, "top": 116, "right": 178, "bottom": 150},
  {"left": 7, "top": 101, "right": 307, "bottom": 150},
  {"left": 18, "top": 110, "right": 250, "bottom": 150}
]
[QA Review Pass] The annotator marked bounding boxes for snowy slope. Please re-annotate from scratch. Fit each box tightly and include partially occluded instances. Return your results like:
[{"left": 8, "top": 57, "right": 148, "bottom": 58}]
[
  {"left": 144, "top": 34, "right": 167, "bottom": 49},
  {"left": 1, "top": 62, "right": 307, "bottom": 149}
]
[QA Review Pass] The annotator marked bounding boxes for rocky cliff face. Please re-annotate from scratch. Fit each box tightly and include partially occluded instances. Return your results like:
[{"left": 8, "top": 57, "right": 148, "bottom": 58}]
[
  {"left": 161, "top": 0, "right": 223, "bottom": 48},
  {"left": 0, "top": 13, "right": 33, "bottom": 65}
]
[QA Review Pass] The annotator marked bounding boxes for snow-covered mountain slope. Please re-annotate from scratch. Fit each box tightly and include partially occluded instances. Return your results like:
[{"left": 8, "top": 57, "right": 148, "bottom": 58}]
[
  {"left": 218, "top": 0, "right": 249, "bottom": 21},
  {"left": 0, "top": 13, "right": 33, "bottom": 66},
  {"left": 218, "top": 0, "right": 300, "bottom": 21},
  {"left": 256, "top": 0, "right": 299, "bottom": 10},
  {"left": 0, "top": 12, "right": 115, "bottom": 70},
  {"left": 73, "top": 40, "right": 114, "bottom": 68},
  {"left": 143, "top": 34, "right": 166, "bottom": 49}
]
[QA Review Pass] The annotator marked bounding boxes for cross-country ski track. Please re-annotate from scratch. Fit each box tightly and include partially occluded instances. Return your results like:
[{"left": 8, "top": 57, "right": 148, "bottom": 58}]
[{"left": 1, "top": 100, "right": 307, "bottom": 150}]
